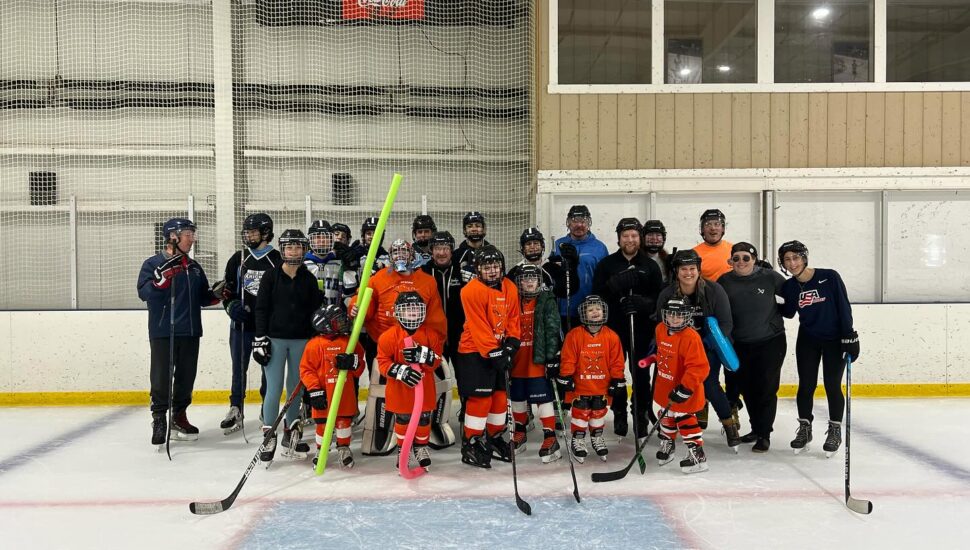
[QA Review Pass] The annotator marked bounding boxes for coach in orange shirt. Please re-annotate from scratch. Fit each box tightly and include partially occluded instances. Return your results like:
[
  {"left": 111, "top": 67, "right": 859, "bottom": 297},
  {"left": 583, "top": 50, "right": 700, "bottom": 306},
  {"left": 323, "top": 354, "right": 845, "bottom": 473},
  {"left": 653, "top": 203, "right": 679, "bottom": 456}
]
[{"left": 692, "top": 209, "right": 733, "bottom": 281}]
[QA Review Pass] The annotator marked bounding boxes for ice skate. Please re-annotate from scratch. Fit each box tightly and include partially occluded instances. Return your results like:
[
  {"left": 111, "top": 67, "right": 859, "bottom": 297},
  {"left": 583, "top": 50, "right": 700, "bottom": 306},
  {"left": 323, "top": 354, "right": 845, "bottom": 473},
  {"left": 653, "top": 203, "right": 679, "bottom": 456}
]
[
  {"left": 280, "top": 425, "right": 310, "bottom": 459},
  {"left": 570, "top": 432, "right": 588, "bottom": 464},
  {"left": 259, "top": 428, "right": 277, "bottom": 465},
  {"left": 538, "top": 430, "right": 561, "bottom": 463},
  {"left": 722, "top": 418, "right": 741, "bottom": 453},
  {"left": 337, "top": 445, "right": 355, "bottom": 469},
  {"left": 680, "top": 442, "right": 709, "bottom": 474},
  {"left": 753, "top": 436, "right": 770, "bottom": 453},
  {"left": 790, "top": 419, "right": 812, "bottom": 454},
  {"left": 487, "top": 431, "right": 513, "bottom": 463},
  {"left": 656, "top": 435, "right": 676, "bottom": 466},
  {"left": 151, "top": 414, "right": 166, "bottom": 446},
  {"left": 461, "top": 435, "right": 492, "bottom": 469},
  {"left": 511, "top": 423, "right": 527, "bottom": 455},
  {"left": 823, "top": 421, "right": 842, "bottom": 457},
  {"left": 170, "top": 411, "right": 199, "bottom": 441},
  {"left": 220, "top": 406, "right": 243, "bottom": 435},
  {"left": 413, "top": 445, "right": 432, "bottom": 471},
  {"left": 590, "top": 428, "right": 608, "bottom": 461}
]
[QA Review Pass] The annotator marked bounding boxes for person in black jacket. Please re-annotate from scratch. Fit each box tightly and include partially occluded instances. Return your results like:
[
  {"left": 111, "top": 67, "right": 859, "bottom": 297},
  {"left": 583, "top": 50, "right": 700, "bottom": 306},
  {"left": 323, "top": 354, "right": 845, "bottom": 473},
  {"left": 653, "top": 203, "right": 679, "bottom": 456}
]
[
  {"left": 592, "top": 217, "right": 664, "bottom": 438},
  {"left": 641, "top": 219, "right": 672, "bottom": 284},
  {"left": 137, "top": 218, "right": 220, "bottom": 445},
  {"left": 506, "top": 226, "right": 580, "bottom": 300},
  {"left": 253, "top": 229, "right": 323, "bottom": 463},
  {"left": 453, "top": 211, "right": 491, "bottom": 276}
]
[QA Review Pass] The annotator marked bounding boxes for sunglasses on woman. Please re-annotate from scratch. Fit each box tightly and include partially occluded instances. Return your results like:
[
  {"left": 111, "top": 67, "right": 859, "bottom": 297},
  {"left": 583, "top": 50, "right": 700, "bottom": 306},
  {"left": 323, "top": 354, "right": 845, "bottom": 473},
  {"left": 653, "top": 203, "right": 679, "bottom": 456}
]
[{"left": 732, "top": 255, "right": 752, "bottom": 262}]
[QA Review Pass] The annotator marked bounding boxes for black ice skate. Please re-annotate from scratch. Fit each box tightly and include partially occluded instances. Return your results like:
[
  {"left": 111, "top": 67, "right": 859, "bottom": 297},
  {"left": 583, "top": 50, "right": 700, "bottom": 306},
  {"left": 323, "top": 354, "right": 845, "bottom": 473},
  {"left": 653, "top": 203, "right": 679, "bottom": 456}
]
[
  {"left": 413, "top": 445, "right": 432, "bottom": 470},
  {"left": 823, "top": 421, "right": 842, "bottom": 457},
  {"left": 220, "top": 406, "right": 243, "bottom": 435},
  {"left": 538, "top": 429, "right": 561, "bottom": 463},
  {"left": 753, "top": 436, "right": 770, "bottom": 453},
  {"left": 512, "top": 423, "right": 527, "bottom": 455},
  {"left": 590, "top": 428, "right": 608, "bottom": 461},
  {"left": 259, "top": 429, "right": 277, "bottom": 465},
  {"left": 487, "top": 431, "right": 513, "bottom": 463},
  {"left": 570, "top": 431, "right": 588, "bottom": 463},
  {"left": 171, "top": 411, "right": 199, "bottom": 441},
  {"left": 680, "top": 442, "right": 709, "bottom": 474},
  {"left": 151, "top": 414, "right": 167, "bottom": 446},
  {"left": 790, "top": 419, "right": 813, "bottom": 454},
  {"left": 281, "top": 424, "right": 309, "bottom": 459},
  {"left": 461, "top": 435, "right": 492, "bottom": 469},
  {"left": 656, "top": 435, "right": 676, "bottom": 466},
  {"left": 722, "top": 418, "right": 741, "bottom": 453}
]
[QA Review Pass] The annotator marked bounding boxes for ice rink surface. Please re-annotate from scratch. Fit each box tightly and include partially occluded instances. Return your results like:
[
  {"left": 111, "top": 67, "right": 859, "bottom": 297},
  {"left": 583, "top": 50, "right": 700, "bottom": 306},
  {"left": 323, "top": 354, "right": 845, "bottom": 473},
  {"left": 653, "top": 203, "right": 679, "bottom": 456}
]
[{"left": 0, "top": 398, "right": 967, "bottom": 550}]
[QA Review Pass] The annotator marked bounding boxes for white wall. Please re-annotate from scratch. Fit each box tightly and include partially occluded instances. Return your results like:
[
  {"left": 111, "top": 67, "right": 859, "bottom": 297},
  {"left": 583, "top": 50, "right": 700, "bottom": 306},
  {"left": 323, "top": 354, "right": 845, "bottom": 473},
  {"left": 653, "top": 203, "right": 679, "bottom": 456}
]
[{"left": 1, "top": 304, "right": 968, "bottom": 394}]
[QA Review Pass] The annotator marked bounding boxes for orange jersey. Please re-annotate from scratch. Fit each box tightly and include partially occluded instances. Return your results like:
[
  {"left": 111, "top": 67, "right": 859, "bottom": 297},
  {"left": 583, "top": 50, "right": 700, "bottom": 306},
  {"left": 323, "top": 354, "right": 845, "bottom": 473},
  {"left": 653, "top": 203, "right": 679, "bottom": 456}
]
[
  {"left": 560, "top": 325, "right": 625, "bottom": 397},
  {"left": 511, "top": 298, "right": 545, "bottom": 379},
  {"left": 693, "top": 240, "right": 733, "bottom": 281},
  {"left": 298, "top": 334, "right": 366, "bottom": 417},
  {"left": 349, "top": 268, "right": 446, "bottom": 343},
  {"left": 652, "top": 324, "right": 709, "bottom": 413},
  {"left": 458, "top": 277, "right": 522, "bottom": 357},
  {"left": 377, "top": 324, "right": 444, "bottom": 415}
]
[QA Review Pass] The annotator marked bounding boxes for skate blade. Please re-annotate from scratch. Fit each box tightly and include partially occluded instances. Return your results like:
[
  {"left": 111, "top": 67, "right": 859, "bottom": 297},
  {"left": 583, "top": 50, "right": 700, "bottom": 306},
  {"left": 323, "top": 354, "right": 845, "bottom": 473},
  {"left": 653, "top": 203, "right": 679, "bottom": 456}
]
[
  {"left": 540, "top": 450, "right": 562, "bottom": 463},
  {"left": 170, "top": 431, "right": 198, "bottom": 441},
  {"left": 681, "top": 463, "right": 709, "bottom": 474},
  {"left": 513, "top": 444, "right": 526, "bottom": 455},
  {"left": 599, "top": 455, "right": 608, "bottom": 462},
  {"left": 223, "top": 425, "right": 243, "bottom": 436},
  {"left": 340, "top": 461, "right": 355, "bottom": 469},
  {"left": 573, "top": 455, "right": 586, "bottom": 464},
  {"left": 658, "top": 456, "right": 674, "bottom": 466},
  {"left": 792, "top": 446, "right": 809, "bottom": 455},
  {"left": 824, "top": 450, "right": 837, "bottom": 458},
  {"left": 491, "top": 454, "right": 512, "bottom": 463},
  {"left": 730, "top": 445, "right": 739, "bottom": 454},
  {"left": 281, "top": 449, "right": 308, "bottom": 459},
  {"left": 460, "top": 457, "right": 492, "bottom": 469}
]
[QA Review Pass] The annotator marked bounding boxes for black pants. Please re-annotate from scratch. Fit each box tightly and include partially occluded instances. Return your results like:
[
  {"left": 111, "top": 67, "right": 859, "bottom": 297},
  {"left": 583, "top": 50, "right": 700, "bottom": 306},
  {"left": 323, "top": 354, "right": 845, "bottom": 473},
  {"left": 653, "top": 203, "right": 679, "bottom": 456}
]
[
  {"left": 724, "top": 368, "right": 742, "bottom": 409},
  {"left": 613, "top": 319, "right": 657, "bottom": 430},
  {"left": 795, "top": 329, "right": 845, "bottom": 423},
  {"left": 736, "top": 333, "right": 787, "bottom": 438},
  {"left": 149, "top": 336, "right": 200, "bottom": 415}
]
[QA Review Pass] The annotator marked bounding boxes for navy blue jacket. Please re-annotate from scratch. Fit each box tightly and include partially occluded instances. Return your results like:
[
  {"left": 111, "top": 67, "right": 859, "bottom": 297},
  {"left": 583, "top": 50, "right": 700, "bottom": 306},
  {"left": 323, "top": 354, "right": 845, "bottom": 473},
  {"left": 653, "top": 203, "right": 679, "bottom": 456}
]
[
  {"left": 137, "top": 253, "right": 215, "bottom": 339},
  {"left": 780, "top": 267, "right": 854, "bottom": 341}
]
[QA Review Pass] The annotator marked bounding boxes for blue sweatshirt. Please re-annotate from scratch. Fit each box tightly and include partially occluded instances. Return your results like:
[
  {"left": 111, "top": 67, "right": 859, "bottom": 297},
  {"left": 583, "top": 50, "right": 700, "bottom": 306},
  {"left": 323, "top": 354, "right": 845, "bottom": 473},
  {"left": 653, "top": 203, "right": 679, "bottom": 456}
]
[
  {"left": 137, "top": 253, "right": 215, "bottom": 339},
  {"left": 553, "top": 232, "right": 609, "bottom": 317},
  {"left": 780, "top": 267, "right": 854, "bottom": 341}
]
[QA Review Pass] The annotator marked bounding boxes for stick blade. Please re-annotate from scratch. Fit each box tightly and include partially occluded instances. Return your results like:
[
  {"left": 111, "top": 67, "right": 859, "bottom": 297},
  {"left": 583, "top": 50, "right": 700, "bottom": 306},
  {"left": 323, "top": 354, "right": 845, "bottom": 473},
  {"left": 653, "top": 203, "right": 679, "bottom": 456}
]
[
  {"left": 591, "top": 465, "right": 631, "bottom": 483},
  {"left": 515, "top": 496, "right": 532, "bottom": 516},
  {"left": 189, "top": 500, "right": 227, "bottom": 515},
  {"left": 572, "top": 488, "right": 581, "bottom": 503},
  {"left": 846, "top": 496, "right": 873, "bottom": 515}
]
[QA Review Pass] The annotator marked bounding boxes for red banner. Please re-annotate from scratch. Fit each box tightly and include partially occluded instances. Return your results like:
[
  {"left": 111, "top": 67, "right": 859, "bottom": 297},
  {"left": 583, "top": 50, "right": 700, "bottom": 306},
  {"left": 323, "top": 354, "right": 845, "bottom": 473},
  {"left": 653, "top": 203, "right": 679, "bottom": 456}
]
[{"left": 343, "top": 0, "right": 425, "bottom": 21}]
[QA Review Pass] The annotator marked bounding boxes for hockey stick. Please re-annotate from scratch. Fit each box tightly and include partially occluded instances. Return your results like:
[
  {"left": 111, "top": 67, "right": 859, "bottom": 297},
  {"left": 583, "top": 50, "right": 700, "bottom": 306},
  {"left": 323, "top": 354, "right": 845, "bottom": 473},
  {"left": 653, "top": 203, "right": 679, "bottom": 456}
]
[
  {"left": 504, "top": 368, "right": 532, "bottom": 516},
  {"left": 399, "top": 336, "right": 427, "bottom": 479},
  {"left": 316, "top": 173, "right": 401, "bottom": 475},
  {"left": 627, "top": 288, "right": 646, "bottom": 475},
  {"left": 165, "top": 261, "right": 177, "bottom": 461},
  {"left": 550, "top": 381, "right": 581, "bottom": 503},
  {"left": 844, "top": 355, "right": 873, "bottom": 515},
  {"left": 188, "top": 381, "right": 305, "bottom": 515},
  {"left": 591, "top": 403, "right": 670, "bottom": 483}
]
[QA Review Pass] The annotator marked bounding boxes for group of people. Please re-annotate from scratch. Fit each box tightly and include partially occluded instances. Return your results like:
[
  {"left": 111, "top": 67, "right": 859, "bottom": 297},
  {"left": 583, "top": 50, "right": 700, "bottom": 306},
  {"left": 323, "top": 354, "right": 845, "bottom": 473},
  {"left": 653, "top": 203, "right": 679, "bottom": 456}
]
[{"left": 137, "top": 204, "right": 860, "bottom": 475}]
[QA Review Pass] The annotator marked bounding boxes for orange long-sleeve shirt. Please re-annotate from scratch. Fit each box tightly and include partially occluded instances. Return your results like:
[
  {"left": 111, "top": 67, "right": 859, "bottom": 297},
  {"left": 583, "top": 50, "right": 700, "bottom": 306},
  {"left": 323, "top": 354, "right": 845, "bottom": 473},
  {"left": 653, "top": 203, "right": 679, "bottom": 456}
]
[
  {"left": 349, "top": 267, "right": 446, "bottom": 343},
  {"left": 298, "top": 334, "right": 366, "bottom": 417},
  {"left": 693, "top": 240, "right": 733, "bottom": 281},
  {"left": 377, "top": 324, "right": 444, "bottom": 415},
  {"left": 652, "top": 324, "right": 710, "bottom": 413},
  {"left": 458, "top": 277, "right": 521, "bottom": 357},
  {"left": 560, "top": 325, "right": 625, "bottom": 397}
]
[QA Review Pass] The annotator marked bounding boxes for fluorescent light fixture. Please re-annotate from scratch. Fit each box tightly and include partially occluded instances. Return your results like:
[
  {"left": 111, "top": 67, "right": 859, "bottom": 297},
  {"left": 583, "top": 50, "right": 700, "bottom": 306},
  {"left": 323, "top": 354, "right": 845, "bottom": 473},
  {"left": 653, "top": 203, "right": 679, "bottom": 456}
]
[
  {"left": 679, "top": 68, "right": 691, "bottom": 76},
  {"left": 717, "top": 65, "right": 731, "bottom": 72},
  {"left": 812, "top": 6, "right": 831, "bottom": 20}
]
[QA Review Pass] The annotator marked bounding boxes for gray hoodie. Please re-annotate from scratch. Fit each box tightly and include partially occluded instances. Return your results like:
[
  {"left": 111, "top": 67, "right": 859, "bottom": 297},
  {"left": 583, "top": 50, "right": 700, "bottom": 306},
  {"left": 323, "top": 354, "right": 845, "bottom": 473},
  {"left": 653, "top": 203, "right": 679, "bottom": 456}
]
[{"left": 717, "top": 267, "right": 786, "bottom": 344}]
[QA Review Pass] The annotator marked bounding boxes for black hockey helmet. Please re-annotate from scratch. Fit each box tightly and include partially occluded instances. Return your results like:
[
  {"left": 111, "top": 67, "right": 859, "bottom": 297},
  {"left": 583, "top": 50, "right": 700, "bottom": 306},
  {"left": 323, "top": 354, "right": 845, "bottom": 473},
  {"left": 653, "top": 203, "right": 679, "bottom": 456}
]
[
  {"left": 661, "top": 297, "right": 694, "bottom": 333},
  {"left": 475, "top": 245, "right": 505, "bottom": 284},
  {"left": 312, "top": 304, "right": 350, "bottom": 336},
  {"left": 642, "top": 219, "right": 666, "bottom": 238},
  {"left": 429, "top": 231, "right": 455, "bottom": 250},
  {"left": 307, "top": 220, "right": 334, "bottom": 255},
  {"left": 567, "top": 205, "right": 591, "bottom": 222},
  {"left": 278, "top": 229, "right": 309, "bottom": 264},
  {"left": 412, "top": 214, "right": 437, "bottom": 234},
  {"left": 615, "top": 217, "right": 643, "bottom": 235},
  {"left": 777, "top": 240, "right": 809, "bottom": 267},
  {"left": 700, "top": 208, "right": 726, "bottom": 229},
  {"left": 361, "top": 216, "right": 379, "bottom": 235},
  {"left": 163, "top": 217, "right": 196, "bottom": 237},
  {"left": 331, "top": 223, "right": 352, "bottom": 243},
  {"left": 394, "top": 291, "right": 427, "bottom": 331},
  {"left": 515, "top": 264, "right": 543, "bottom": 299},
  {"left": 242, "top": 213, "right": 274, "bottom": 245},
  {"left": 671, "top": 249, "right": 702, "bottom": 270},
  {"left": 519, "top": 227, "right": 545, "bottom": 261},
  {"left": 463, "top": 211, "right": 486, "bottom": 229}
]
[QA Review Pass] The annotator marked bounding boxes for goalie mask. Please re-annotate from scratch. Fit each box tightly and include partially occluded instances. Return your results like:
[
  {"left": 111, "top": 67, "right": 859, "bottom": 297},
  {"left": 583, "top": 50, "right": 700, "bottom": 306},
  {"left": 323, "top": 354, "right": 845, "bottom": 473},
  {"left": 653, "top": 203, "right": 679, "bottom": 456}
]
[
  {"left": 394, "top": 291, "right": 427, "bottom": 332},
  {"left": 515, "top": 264, "right": 543, "bottom": 299},
  {"left": 579, "top": 294, "right": 608, "bottom": 331},
  {"left": 389, "top": 239, "right": 415, "bottom": 273},
  {"left": 312, "top": 304, "right": 350, "bottom": 336},
  {"left": 662, "top": 298, "right": 694, "bottom": 333}
]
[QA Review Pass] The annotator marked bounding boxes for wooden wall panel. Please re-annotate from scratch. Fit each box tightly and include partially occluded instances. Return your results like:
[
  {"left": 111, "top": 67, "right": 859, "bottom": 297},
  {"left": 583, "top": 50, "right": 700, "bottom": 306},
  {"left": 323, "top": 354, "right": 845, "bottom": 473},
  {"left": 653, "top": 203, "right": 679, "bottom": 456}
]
[
  {"left": 922, "top": 92, "right": 943, "bottom": 167},
  {"left": 559, "top": 94, "right": 580, "bottom": 169},
  {"left": 616, "top": 94, "right": 638, "bottom": 169},
  {"left": 597, "top": 95, "right": 618, "bottom": 169},
  {"left": 655, "top": 95, "right": 676, "bottom": 168},
  {"left": 903, "top": 93, "right": 924, "bottom": 167},
  {"left": 693, "top": 94, "right": 713, "bottom": 168},
  {"left": 751, "top": 93, "right": 771, "bottom": 168},
  {"left": 963, "top": 93, "right": 970, "bottom": 166},
  {"left": 712, "top": 94, "right": 733, "bottom": 168},
  {"left": 789, "top": 93, "right": 809, "bottom": 167},
  {"left": 941, "top": 92, "right": 961, "bottom": 166},
  {"left": 770, "top": 94, "right": 790, "bottom": 167},
  {"left": 865, "top": 93, "right": 886, "bottom": 166},
  {"left": 675, "top": 95, "right": 695, "bottom": 168},
  {"left": 731, "top": 94, "right": 752, "bottom": 168},
  {"left": 808, "top": 94, "right": 828, "bottom": 167},
  {"left": 827, "top": 93, "right": 847, "bottom": 167},
  {"left": 884, "top": 93, "right": 905, "bottom": 166},
  {"left": 846, "top": 94, "right": 866, "bottom": 167},
  {"left": 635, "top": 95, "right": 656, "bottom": 168},
  {"left": 578, "top": 95, "right": 599, "bottom": 168}
]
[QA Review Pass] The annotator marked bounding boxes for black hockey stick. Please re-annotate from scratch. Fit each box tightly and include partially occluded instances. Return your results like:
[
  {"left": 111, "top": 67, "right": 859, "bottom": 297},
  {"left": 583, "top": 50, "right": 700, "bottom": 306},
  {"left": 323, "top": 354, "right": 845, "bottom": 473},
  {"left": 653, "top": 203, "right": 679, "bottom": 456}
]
[
  {"left": 844, "top": 356, "right": 873, "bottom": 515},
  {"left": 504, "top": 369, "right": 532, "bottom": 516},
  {"left": 591, "top": 403, "right": 670, "bottom": 483},
  {"left": 165, "top": 266, "right": 177, "bottom": 461},
  {"left": 189, "top": 382, "right": 305, "bottom": 515},
  {"left": 550, "top": 381, "right": 581, "bottom": 503},
  {"left": 626, "top": 289, "right": 647, "bottom": 475}
]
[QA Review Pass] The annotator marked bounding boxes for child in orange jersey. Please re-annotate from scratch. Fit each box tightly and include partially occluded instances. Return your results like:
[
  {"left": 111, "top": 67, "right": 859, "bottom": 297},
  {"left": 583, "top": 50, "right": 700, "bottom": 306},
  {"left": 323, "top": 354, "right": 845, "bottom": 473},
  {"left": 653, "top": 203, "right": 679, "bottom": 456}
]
[
  {"left": 299, "top": 304, "right": 366, "bottom": 469},
  {"left": 509, "top": 265, "right": 562, "bottom": 463},
  {"left": 455, "top": 245, "right": 521, "bottom": 469},
  {"left": 651, "top": 297, "right": 711, "bottom": 474},
  {"left": 558, "top": 295, "right": 625, "bottom": 463},
  {"left": 377, "top": 291, "right": 445, "bottom": 471}
]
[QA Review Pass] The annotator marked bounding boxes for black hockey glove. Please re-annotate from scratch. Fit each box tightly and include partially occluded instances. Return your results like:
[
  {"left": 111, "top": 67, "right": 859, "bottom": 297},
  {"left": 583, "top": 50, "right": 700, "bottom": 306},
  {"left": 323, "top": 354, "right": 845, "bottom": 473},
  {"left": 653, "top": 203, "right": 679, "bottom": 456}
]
[
  {"left": 545, "top": 357, "right": 561, "bottom": 380},
  {"left": 488, "top": 347, "right": 510, "bottom": 371},
  {"left": 608, "top": 377, "right": 627, "bottom": 396},
  {"left": 332, "top": 241, "right": 357, "bottom": 268},
  {"left": 308, "top": 388, "right": 328, "bottom": 410},
  {"left": 668, "top": 384, "right": 692, "bottom": 404},
  {"left": 558, "top": 242, "right": 579, "bottom": 265},
  {"left": 502, "top": 337, "right": 521, "bottom": 358},
  {"left": 554, "top": 375, "right": 575, "bottom": 393},
  {"left": 841, "top": 331, "right": 860, "bottom": 362},
  {"left": 334, "top": 353, "right": 359, "bottom": 371},
  {"left": 403, "top": 345, "right": 437, "bottom": 366},
  {"left": 252, "top": 336, "right": 271, "bottom": 366},
  {"left": 225, "top": 300, "right": 248, "bottom": 323},
  {"left": 388, "top": 363, "right": 423, "bottom": 388},
  {"left": 607, "top": 269, "right": 639, "bottom": 295},
  {"left": 620, "top": 294, "right": 653, "bottom": 317}
]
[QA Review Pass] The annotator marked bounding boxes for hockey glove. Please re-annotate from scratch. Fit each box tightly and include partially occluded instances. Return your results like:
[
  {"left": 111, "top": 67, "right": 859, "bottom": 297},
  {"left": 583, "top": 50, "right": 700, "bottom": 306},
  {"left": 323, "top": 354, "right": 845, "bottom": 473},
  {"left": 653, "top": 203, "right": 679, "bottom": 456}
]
[
  {"left": 841, "top": 331, "right": 860, "bottom": 361},
  {"left": 488, "top": 347, "right": 510, "bottom": 371},
  {"left": 252, "top": 336, "right": 271, "bottom": 366},
  {"left": 668, "top": 384, "right": 692, "bottom": 404},
  {"left": 554, "top": 375, "right": 575, "bottom": 393},
  {"left": 620, "top": 294, "right": 653, "bottom": 317},
  {"left": 502, "top": 337, "right": 521, "bottom": 358},
  {"left": 558, "top": 242, "right": 579, "bottom": 265},
  {"left": 403, "top": 345, "right": 437, "bottom": 366},
  {"left": 225, "top": 300, "right": 249, "bottom": 323},
  {"left": 308, "top": 388, "right": 328, "bottom": 410},
  {"left": 607, "top": 269, "right": 639, "bottom": 295},
  {"left": 545, "top": 358, "right": 561, "bottom": 380},
  {"left": 210, "top": 279, "right": 229, "bottom": 301},
  {"left": 332, "top": 241, "right": 357, "bottom": 268},
  {"left": 334, "top": 353, "right": 359, "bottom": 371},
  {"left": 608, "top": 377, "right": 627, "bottom": 396},
  {"left": 152, "top": 254, "right": 185, "bottom": 289},
  {"left": 388, "top": 363, "right": 423, "bottom": 388}
]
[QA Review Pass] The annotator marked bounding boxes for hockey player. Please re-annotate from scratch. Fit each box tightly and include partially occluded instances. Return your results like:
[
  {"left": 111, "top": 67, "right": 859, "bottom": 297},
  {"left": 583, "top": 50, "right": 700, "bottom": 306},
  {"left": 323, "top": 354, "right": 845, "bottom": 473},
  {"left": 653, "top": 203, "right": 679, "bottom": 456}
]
[
  {"left": 641, "top": 219, "right": 671, "bottom": 284},
  {"left": 219, "top": 213, "right": 281, "bottom": 435},
  {"left": 304, "top": 220, "right": 345, "bottom": 306},
  {"left": 592, "top": 217, "right": 664, "bottom": 438},
  {"left": 651, "top": 297, "right": 711, "bottom": 474},
  {"left": 778, "top": 240, "right": 860, "bottom": 457},
  {"left": 510, "top": 265, "right": 563, "bottom": 463},
  {"left": 506, "top": 227, "right": 579, "bottom": 300},
  {"left": 557, "top": 295, "right": 625, "bottom": 462},
  {"left": 331, "top": 223, "right": 352, "bottom": 246},
  {"left": 455, "top": 245, "right": 521, "bottom": 468},
  {"left": 377, "top": 291, "right": 446, "bottom": 471},
  {"left": 656, "top": 250, "right": 740, "bottom": 450},
  {"left": 453, "top": 211, "right": 491, "bottom": 274},
  {"left": 693, "top": 209, "right": 733, "bottom": 281},
  {"left": 554, "top": 205, "right": 609, "bottom": 329},
  {"left": 411, "top": 214, "right": 437, "bottom": 261},
  {"left": 253, "top": 229, "right": 322, "bottom": 462},
  {"left": 299, "top": 304, "right": 366, "bottom": 469},
  {"left": 137, "top": 218, "right": 221, "bottom": 444}
]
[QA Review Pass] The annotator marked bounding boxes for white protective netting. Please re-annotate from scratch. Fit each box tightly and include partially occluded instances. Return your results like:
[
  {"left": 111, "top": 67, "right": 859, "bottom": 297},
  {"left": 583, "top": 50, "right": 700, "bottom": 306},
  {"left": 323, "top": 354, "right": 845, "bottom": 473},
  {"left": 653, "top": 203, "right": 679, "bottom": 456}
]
[{"left": 0, "top": 0, "right": 532, "bottom": 310}]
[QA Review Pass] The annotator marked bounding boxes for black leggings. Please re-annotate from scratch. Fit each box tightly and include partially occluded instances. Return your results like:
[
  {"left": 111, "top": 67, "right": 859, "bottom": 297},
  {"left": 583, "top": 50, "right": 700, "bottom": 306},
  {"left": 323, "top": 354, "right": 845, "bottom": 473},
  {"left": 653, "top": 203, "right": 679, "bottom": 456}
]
[
  {"left": 736, "top": 333, "right": 787, "bottom": 437},
  {"left": 795, "top": 330, "right": 845, "bottom": 423}
]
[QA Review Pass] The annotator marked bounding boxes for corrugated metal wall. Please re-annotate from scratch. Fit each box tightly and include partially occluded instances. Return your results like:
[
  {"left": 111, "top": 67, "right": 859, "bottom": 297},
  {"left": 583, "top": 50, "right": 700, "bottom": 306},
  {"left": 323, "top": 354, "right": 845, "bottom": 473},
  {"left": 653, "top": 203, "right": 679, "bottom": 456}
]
[{"left": 536, "top": 6, "right": 970, "bottom": 171}]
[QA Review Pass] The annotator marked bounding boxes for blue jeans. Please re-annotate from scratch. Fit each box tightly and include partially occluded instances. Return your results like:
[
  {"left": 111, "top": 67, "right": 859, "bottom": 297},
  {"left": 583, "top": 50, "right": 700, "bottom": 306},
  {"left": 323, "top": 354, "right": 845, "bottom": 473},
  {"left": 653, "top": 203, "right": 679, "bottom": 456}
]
[
  {"left": 261, "top": 338, "right": 308, "bottom": 429},
  {"left": 703, "top": 348, "right": 732, "bottom": 421}
]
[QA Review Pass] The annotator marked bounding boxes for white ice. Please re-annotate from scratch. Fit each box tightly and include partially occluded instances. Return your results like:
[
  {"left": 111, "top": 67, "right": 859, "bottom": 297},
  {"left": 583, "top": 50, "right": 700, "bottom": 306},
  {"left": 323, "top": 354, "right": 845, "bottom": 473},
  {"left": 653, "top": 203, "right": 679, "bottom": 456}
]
[{"left": 0, "top": 398, "right": 966, "bottom": 550}]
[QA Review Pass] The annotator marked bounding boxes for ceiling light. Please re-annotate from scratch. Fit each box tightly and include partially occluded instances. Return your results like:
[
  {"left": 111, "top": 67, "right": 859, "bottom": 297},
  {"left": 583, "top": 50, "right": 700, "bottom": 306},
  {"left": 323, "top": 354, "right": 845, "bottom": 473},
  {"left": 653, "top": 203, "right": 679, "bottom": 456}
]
[
  {"left": 812, "top": 7, "right": 831, "bottom": 20},
  {"left": 717, "top": 65, "right": 731, "bottom": 72},
  {"left": 679, "top": 68, "right": 691, "bottom": 76}
]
